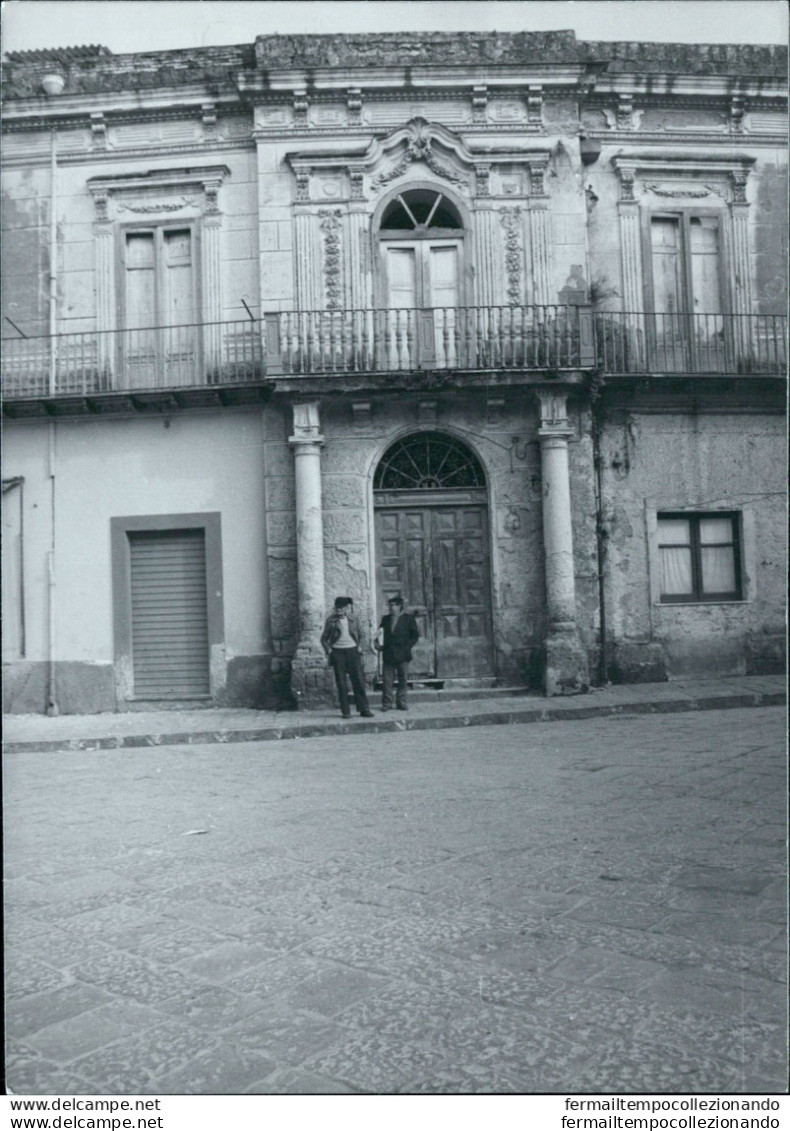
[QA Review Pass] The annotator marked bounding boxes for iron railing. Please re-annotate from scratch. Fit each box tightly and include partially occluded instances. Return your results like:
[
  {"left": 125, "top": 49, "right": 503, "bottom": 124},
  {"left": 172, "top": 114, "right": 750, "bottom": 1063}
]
[
  {"left": 595, "top": 311, "right": 787, "bottom": 376},
  {"left": 1, "top": 320, "right": 265, "bottom": 399},
  {"left": 1, "top": 309, "right": 785, "bottom": 399}
]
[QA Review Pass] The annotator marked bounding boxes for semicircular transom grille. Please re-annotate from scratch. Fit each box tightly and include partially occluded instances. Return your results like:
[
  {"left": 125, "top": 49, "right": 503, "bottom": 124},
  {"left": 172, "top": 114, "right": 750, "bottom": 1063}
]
[
  {"left": 374, "top": 432, "right": 485, "bottom": 491},
  {"left": 380, "top": 189, "right": 462, "bottom": 231}
]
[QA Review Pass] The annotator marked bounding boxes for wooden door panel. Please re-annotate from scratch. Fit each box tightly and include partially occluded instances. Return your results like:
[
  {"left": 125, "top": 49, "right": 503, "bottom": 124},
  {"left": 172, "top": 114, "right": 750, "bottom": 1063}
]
[
  {"left": 431, "top": 506, "right": 493, "bottom": 678},
  {"left": 375, "top": 502, "right": 493, "bottom": 680},
  {"left": 375, "top": 507, "right": 435, "bottom": 677}
]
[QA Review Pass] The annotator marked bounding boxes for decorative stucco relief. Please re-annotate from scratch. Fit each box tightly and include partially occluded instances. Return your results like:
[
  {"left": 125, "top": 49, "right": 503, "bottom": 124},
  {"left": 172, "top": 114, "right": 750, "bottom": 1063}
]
[
  {"left": 500, "top": 207, "right": 524, "bottom": 306},
  {"left": 116, "top": 196, "right": 198, "bottom": 213},
  {"left": 370, "top": 121, "right": 468, "bottom": 190},
  {"left": 318, "top": 208, "right": 344, "bottom": 310}
]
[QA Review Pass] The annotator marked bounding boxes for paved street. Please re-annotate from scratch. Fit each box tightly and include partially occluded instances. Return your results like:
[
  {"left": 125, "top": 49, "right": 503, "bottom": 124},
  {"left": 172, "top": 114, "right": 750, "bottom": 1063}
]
[{"left": 4, "top": 706, "right": 787, "bottom": 1095}]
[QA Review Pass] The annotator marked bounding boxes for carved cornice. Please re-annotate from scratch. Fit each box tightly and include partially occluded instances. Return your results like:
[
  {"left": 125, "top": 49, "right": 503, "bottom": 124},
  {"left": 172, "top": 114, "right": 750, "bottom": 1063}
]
[
  {"left": 612, "top": 154, "right": 756, "bottom": 205},
  {"left": 87, "top": 165, "right": 230, "bottom": 221}
]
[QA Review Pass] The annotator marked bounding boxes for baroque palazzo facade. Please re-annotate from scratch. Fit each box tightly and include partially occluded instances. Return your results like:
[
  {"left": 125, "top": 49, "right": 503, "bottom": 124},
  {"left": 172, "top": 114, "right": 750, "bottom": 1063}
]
[{"left": 1, "top": 32, "right": 787, "bottom": 713}]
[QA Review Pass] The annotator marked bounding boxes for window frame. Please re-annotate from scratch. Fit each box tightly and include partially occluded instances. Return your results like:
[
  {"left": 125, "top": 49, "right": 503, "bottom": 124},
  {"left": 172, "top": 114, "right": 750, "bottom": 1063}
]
[
  {"left": 117, "top": 220, "right": 201, "bottom": 331},
  {"left": 642, "top": 208, "right": 729, "bottom": 316},
  {"left": 656, "top": 510, "right": 743, "bottom": 604}
]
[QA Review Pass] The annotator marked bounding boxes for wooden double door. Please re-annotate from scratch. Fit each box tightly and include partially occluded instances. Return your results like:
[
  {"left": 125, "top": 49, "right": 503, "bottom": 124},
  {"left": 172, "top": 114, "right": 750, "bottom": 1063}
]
[{"left": 374, "top": 492, "right": 493, "bottom": 679}]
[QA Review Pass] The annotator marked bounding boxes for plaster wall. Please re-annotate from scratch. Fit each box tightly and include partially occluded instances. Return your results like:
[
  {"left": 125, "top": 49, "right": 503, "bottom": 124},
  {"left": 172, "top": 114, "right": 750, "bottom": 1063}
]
[
  {"left": 599, "top": 410, "right": 786, "bottom": 677},
  {"left": 2, "top": 146, "right": 260, "bottom": 336},
  {"left": 584, "top": 141, "right": 789, "bottom": 314},
  {"left": 2, "top": 409, "right": 271, "bottom": 711}
]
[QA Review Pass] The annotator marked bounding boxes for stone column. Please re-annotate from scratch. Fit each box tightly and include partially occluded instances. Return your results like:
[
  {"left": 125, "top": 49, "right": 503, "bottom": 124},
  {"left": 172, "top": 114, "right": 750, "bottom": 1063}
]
[
  {"left": 536, "top": 389, "right": 589, "bottom": 696},
  {"left": 288, "top": 401, "right": 332, "bottom": 706}
]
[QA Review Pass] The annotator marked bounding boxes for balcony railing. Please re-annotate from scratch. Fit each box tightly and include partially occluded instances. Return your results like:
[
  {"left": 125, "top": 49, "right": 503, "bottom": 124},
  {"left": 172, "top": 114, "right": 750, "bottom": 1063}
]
[
  {"left": 266, "top": 304, "right": 593, "bottom": 374},
  {"left": 1, "top": 319, "right": 265, "bottom": 400},
  {"left": 1, "top": 305, "right": 592, "bottom": 399},
  {"left": 595, "top": 312, "right": 787, "bottom": 376},
  {"left": 1, "top": 309, "right": 785, "bottom": 401}
]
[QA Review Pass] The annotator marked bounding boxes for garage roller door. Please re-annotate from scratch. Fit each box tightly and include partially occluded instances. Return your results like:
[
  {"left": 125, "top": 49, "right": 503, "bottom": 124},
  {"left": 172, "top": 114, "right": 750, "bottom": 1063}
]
[{"left": 129, "top": 528, "right": 210, "bottom": 698}]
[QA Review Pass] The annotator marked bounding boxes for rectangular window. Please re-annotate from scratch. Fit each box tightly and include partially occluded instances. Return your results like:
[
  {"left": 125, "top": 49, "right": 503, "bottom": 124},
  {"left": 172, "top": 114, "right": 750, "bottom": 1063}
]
[
  {"left": 123, "top": 227, "right": 196, "bottom": 328},
  {"left": 646, "top": 212, "right": 726, "bottom": 371},
  {"left": 121, "top": 226, "right": 198, "bottom": 386},
  {"left": 648, "top": 214, "right": 722, "bottom": 314},
  {"left": 657, "top": 512, "right": 742, "bottom": 602}
]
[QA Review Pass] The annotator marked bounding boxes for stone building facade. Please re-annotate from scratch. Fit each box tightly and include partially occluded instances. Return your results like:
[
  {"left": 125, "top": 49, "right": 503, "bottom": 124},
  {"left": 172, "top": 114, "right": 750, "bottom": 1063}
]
[{"left": 1, "top": 32, "right": 786, "bottom": 713}]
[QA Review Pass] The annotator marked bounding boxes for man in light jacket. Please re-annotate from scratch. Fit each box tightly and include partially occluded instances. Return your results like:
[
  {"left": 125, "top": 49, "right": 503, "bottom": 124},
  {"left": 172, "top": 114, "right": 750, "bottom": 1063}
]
[
  {"left": 320, "top": 597, "right": 374, "bottom": 718},
  {"left": 376, "top": 593, "right": 420, "bottom": 711}
]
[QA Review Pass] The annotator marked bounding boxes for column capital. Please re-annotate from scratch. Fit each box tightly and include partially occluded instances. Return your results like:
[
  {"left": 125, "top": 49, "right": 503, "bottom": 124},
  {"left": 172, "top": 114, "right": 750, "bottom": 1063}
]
[
  {"left": 289, "top": 401, "right": 325, "bottom": 447},
  {"left": 535, "top": 388, "right": 573, "bottom": 438}
]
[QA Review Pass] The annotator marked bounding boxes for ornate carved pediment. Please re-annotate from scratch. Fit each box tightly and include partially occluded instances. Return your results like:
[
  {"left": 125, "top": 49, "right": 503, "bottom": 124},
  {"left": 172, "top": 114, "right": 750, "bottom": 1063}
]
[
  {"left": 287, "top": 117, "right": 474, "bottom": 200},
  {"left": 368, "top": 118, "right": 471, "bottom": 191},
  {"left": 287, "top": 120, "right": 552, "bottom": 202}
]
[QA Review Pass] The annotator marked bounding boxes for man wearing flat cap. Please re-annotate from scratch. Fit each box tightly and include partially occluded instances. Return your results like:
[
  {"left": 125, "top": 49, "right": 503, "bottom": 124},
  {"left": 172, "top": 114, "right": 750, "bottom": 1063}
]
[
  {"left": 320, "top": 597, "right": 374, "bottom": 718},
  {"left": 375, "top": 593, "right": 420, "bottom": 711}
]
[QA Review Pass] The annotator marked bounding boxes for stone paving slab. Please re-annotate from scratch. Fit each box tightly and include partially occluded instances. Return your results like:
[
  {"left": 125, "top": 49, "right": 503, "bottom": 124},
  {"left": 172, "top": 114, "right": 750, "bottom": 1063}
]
[
  {"left": 3, "top": 674, "right": 785, "bottom": 753},
  {"left": 3, "top": 706, "right": 786, "bottom": 1095}
]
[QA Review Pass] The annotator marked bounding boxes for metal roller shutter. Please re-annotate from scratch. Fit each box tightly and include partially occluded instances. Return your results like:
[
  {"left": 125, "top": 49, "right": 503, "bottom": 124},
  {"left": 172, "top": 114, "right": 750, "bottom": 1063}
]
[{"left": 129, "top": 529, "right": 210, "bottom": 698}]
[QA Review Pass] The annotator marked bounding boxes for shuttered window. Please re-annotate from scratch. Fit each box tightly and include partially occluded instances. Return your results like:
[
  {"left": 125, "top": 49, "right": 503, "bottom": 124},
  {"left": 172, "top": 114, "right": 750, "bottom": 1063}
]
[{"left": 129, "top": 529, "right": 210, "bottom": 698}]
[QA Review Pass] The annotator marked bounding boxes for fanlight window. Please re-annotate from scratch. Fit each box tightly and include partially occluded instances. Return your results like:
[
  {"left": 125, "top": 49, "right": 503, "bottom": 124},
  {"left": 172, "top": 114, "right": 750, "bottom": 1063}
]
[
  {"left": 374, "top": 432, "right": 485, "bottom": 490},
  {"left": 380, "top": 190, "right": 462, "bottom": 232}
]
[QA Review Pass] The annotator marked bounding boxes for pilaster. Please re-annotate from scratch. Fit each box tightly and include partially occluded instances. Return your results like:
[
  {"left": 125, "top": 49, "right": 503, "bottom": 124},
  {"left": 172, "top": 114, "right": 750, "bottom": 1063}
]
[
  {"left": 202, "top": 214, "right": 223, "bottom": 371},
  {"left": 294, "top": 209, "right": 322, "bottom": 311},
  {"left": 527, "top": 205, "right": 552, "bottom": 307},
  {"left": 94, "top": 218, "right": 115, "bottom": 378},
  {"left": 472, "top": 203, "right": 501, "bottom": 308}
]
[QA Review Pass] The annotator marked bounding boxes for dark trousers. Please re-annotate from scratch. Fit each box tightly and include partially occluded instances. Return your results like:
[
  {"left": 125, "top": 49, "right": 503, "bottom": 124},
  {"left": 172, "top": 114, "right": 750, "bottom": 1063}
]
[
  {"left": 382, "top": 660, "right": 409, "bottom": 708},
  {"left": 330, "top": 647, "right": 370, "bottom": 715}
]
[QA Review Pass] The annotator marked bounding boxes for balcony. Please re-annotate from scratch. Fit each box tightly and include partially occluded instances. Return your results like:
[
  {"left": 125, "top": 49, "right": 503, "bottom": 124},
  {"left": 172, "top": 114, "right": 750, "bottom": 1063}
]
[
  {"left": 1, "top": 309, "right": 785, "bottom": 409},
  {"left": 596, "top": 312, "right": 787, "bottom": 376}
]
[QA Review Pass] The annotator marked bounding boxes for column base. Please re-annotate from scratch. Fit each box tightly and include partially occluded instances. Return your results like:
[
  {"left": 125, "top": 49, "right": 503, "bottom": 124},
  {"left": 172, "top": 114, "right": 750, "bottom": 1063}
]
[
  {"left": 543, "top": 629, "right": 590, "bottom": 697},
  {"left": 290, "top": 646, "right": 335, "bottom": 709}
]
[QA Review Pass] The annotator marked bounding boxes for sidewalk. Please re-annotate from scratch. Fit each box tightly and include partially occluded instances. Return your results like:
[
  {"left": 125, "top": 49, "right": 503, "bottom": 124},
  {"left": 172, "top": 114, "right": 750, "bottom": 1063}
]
[{"left": 3, "top": 673, "right": 785, "bottom": 753}]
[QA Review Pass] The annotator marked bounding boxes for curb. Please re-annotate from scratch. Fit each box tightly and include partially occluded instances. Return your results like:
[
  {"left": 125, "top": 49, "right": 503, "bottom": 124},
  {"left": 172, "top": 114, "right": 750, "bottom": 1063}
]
[{"left": 3, "top": 690, "right": 785, "bottom": 754}]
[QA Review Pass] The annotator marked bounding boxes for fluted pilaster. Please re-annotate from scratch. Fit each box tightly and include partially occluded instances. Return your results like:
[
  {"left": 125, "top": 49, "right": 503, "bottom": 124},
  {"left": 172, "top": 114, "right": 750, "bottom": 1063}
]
[
  {"left": 528, "top": 205, "right": 552, "bottom": 307},
  {"left": 473, "top": 204, "right": 502, "bottom": 307},
  {"left": 294, "top": 211, "right": 322, "bottom": 311}
]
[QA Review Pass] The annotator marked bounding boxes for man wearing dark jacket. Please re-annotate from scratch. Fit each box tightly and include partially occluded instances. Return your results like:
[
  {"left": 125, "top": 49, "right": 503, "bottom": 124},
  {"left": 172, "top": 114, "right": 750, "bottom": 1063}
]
[
  {"left": 376, "top": 594, "right": 420, "bottom": 711},
  {"left": 320, "top": 597, "right": 373, "bottom": 718}
]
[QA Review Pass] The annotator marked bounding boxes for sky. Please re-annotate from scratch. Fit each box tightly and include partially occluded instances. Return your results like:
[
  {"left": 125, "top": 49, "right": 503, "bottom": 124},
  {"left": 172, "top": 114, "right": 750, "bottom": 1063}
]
[{"left": 1, "top": 0, "right": 787, "bottom": 55}]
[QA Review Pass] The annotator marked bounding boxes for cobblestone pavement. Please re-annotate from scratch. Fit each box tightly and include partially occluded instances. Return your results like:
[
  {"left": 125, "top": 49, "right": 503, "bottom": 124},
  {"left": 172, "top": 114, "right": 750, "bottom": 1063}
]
[{"left": 4, "top": 706, "right": 787, "bottom": 1095}]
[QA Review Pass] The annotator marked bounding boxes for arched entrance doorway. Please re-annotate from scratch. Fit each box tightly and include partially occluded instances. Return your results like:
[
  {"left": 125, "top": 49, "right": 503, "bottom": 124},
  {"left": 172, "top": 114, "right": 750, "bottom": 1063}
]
[{"left": 373, "top": 431, "right": 494, "bottom": 679}]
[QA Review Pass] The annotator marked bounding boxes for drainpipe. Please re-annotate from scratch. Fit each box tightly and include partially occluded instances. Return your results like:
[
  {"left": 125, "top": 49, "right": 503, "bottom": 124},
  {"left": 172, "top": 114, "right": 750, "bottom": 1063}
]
[
  {"left": 49, "top": 130, "right": 58, "bottom": 393},
  {"left": 47, "top": 130, "right": 60, "bottom": 715},
  {"left": 591, "top": 376, "right": 609, "bottom": 685},
  {"left": 47, "top": 424, "right": 59, "bottom": 716}
]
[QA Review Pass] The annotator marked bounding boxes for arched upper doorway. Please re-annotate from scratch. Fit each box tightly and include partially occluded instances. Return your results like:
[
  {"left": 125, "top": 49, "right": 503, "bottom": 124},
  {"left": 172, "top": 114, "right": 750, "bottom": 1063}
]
[
  {"left": 373, "top": 431, "right": 494, "bottom": 679},
  {"left": 376, "top": 188, "right": 467, "bottom": 369}
]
